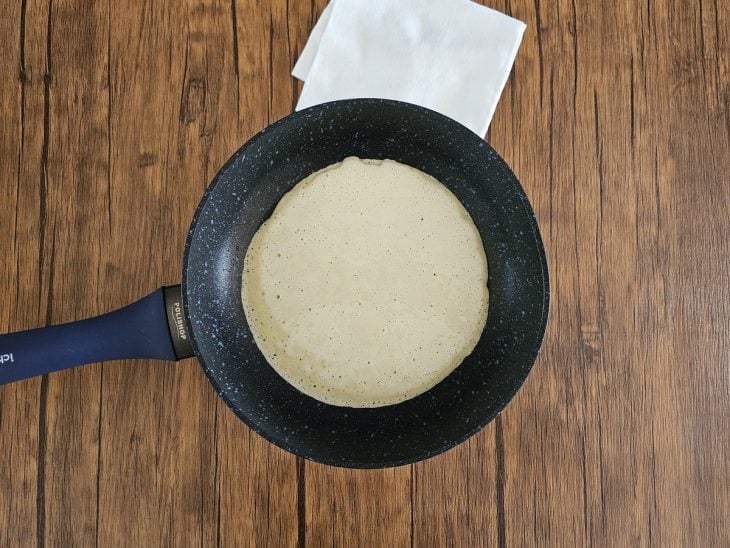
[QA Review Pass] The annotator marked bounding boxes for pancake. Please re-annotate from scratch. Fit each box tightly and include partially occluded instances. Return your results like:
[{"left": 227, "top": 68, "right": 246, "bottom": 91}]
[{"left": 241, "top": 157, "right": 488, "bottom": 407}]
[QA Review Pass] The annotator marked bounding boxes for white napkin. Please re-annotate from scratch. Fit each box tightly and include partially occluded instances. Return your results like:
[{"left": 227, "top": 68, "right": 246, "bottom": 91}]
[{"left": 293, "top": 0, "right": 526, "bottom": 137}]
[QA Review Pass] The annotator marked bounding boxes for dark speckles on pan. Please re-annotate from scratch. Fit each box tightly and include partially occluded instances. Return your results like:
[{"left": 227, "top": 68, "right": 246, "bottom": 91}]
[{"left": 182, "top": 99, "right": 549, "bottom": 468}]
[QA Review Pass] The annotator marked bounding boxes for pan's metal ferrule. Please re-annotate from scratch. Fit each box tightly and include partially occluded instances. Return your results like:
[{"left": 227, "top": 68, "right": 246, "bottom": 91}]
[{"left": 163, "top": 285, "right": 195, "bottom": 360}]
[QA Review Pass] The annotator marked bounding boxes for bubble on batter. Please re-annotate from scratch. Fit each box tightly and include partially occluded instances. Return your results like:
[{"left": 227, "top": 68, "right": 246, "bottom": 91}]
[{"left": 242, "top": 157, "right": 488, "bottom": 408}]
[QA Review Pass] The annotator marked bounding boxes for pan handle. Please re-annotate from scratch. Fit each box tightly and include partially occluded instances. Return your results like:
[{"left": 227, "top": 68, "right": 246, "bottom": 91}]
[{"left": 0, "top": 285, "right": 194, "bottom": 386}]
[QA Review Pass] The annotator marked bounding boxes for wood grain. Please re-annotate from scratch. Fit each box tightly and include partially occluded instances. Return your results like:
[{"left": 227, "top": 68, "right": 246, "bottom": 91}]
[{"left": 0, "top": 0, "right": 728, "bottom": 546}]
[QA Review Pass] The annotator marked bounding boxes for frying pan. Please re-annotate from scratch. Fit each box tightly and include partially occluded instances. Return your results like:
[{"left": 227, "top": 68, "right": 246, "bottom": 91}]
[{"left": 0, "top": 99, "right": 548, "bottom": 467}]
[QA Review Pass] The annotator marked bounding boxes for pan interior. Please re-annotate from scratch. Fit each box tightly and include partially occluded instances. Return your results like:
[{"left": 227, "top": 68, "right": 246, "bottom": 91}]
[{"left": 183, "top": 99, "right": 549, "bottom": 467}]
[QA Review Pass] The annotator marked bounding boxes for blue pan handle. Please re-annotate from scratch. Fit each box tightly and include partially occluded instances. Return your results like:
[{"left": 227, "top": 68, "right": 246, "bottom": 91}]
[{"left": 0, "top": 285, "right": 194, "bottom": 386}]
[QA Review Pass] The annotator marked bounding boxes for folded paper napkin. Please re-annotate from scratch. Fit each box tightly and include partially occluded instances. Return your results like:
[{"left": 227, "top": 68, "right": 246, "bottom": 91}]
[{"left": 293, "top": 0, "right": 526, "bottom": 137}]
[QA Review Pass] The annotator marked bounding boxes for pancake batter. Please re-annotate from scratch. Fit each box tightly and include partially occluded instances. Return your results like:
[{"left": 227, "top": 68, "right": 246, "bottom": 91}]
[{"left": 241, "top": 157, "right": 488, "bottom": 407}]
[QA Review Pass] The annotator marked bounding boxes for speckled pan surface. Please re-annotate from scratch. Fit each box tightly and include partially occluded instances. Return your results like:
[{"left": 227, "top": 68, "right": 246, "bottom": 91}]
[{"left": 182, "top": 99, "right": 549, "bottom": 468}]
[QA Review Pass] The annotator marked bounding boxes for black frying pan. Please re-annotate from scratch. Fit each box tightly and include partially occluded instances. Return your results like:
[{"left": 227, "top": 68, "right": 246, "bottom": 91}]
[{"left": 0, "top": 99, "right": 548, "bottom": 467}]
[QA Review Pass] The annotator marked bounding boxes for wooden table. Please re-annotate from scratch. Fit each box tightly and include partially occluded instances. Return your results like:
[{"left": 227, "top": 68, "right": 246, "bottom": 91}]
[{"left": 1, "top": 0, "right": 727, "bottom": 546}]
